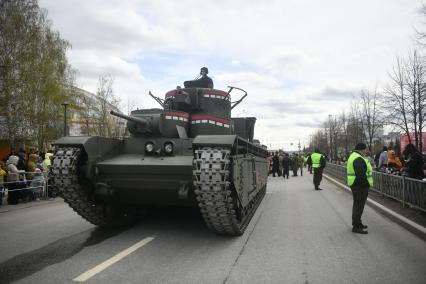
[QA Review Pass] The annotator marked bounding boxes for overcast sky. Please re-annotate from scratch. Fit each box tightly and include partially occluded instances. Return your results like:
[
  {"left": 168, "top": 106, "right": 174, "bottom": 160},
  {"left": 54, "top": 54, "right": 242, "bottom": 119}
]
[{"left": 39, "top": 0, "right": 422, "bottom": 150}]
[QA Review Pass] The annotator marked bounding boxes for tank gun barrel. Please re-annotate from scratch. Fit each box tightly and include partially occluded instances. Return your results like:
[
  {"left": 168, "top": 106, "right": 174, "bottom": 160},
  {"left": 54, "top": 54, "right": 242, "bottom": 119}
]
[{"left": 110, "top": 110, "right": 148, "bottom": 126}]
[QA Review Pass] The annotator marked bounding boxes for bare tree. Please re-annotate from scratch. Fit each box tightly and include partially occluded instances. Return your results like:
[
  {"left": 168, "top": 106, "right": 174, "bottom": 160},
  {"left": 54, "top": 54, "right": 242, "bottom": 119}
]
[
  {"left": 383, "top": 51, "right": 426, "bottom": 151},
  {"left": 338, "top": 111, "right": 350, "bottom": 156},
  {"left": 405, "top": 50, "right": 426, "bottom": 150},
  {"left": 94, "top": 75, "right": 119, "bottom": 137},
  {"left": 354, "top": 89, "right": 383, "bottom": 152}
]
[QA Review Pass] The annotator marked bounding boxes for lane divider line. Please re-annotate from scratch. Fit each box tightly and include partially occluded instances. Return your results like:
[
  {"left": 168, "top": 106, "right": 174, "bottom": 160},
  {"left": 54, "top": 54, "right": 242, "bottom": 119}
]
[{"left": 73, "top": 236, "right": 155, "bottom": 282}]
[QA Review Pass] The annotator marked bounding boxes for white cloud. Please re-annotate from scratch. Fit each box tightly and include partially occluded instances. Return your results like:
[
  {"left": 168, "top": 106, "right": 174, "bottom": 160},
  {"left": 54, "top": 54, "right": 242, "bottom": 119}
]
[{"left": 38, "top": 0, "right": 422, "bottom": 150}]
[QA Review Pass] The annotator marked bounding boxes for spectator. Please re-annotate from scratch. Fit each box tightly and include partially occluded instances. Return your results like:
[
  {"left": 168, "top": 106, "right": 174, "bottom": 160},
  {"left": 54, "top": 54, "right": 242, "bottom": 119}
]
[
  {"left": 0, "top": 161, "right": 6, "bottom": 206},
  {"left": 378, "top": 146, "right": 388, "bottom": 170},
  {"left": 6, "top": 155, "right": 25, "bottom": 205},
  {"left": 387, "top": 149, "right": 402, "bottom": 173},
  {"left": 43, "top": 152, "right": 53, "bottom": 174},
  {"left": 17, "top": 148, "right": 27, "bottom": 171},
  {"left": 402, "top": 144, "right": 424, "bottom": 179},
  {"left": 30, "top": 168, "right": 45, "bottom": 201},
  {"left": 26, "top": 153, "right": 38, "bottom": 180},
  {"left": 365, "top": 149, "right": 375, "bottom": 169}
]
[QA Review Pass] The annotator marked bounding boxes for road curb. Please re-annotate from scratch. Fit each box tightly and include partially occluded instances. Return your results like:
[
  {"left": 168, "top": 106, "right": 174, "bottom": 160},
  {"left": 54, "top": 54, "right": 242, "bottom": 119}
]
[
  {"left": 0, "top": 198, "right": 63, "bottom": 214},
  {"left": 323, "top": 174, "right": 426, "bottom": 241}
]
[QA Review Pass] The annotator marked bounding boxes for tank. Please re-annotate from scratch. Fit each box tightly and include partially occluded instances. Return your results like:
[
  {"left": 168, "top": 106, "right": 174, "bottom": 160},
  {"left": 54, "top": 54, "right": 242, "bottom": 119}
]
[{"left": 50, "top": 86, "right": 268, "bottom": 235}]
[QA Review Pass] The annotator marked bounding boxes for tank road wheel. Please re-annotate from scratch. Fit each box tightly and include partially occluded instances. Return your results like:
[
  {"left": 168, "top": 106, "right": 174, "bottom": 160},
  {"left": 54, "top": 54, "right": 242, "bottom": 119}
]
[
  {"left": 50, "top": 147, "right": 131, "bottom": 227},
  {"left": 193, "top": 147, "right": 266, "bottom": 236}
]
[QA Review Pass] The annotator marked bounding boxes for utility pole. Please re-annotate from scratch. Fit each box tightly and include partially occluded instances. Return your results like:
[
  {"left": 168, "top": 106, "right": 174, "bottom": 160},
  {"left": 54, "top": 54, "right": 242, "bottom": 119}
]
[{"left": 62, "top": 101, "right": 69, "bottom": 137}]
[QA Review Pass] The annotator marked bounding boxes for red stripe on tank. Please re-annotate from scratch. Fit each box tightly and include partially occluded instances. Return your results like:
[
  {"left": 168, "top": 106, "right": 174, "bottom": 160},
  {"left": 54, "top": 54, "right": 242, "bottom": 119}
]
[
  {"left": 165, "top": 90, "right": 186, "bottom": 97},
  {"left": 204, "top": 91, "right": 229, "bottom": 97},
  {"left": 165, "top": 111, "right": 189, "bottom": 118},
  {"left": 191, "top": 115, "right": 230, "bottom": 125}
]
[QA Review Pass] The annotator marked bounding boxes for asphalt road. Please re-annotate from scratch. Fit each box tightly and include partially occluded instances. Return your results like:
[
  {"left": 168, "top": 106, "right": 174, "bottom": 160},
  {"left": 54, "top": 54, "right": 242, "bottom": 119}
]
[{"left": 0, "top": 172, "right": 425, "bottom": 284}]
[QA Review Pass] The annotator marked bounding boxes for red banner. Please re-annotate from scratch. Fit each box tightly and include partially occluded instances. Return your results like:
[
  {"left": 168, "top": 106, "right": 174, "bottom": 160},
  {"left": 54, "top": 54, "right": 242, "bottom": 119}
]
[{"left": 400, "top": 132, "right": 426, "bottom": 153}]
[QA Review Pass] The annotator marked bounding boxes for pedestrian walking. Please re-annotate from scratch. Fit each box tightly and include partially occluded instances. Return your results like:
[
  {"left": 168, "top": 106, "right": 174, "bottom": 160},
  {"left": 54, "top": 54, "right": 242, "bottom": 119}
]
[
  {"left": 307, "top": 148, "right": 326, "bottom": 190},
  {"left": 347, "top": 143, "right": 372, "bottom": 234},
  {"left": 298, "top": 154, "right": 304, "bottom": 176},
  {"left": 306, "top": 152, "right": 313, "bottom": 174},
  {"left": 272, "top": 152, "right": 280, "bottom": 177},
  {"left": 291, "top": 154, "right": 299, "bottom": 176},
  {"left": 282, "top": 153, "right": 291, "bottom": 179}
]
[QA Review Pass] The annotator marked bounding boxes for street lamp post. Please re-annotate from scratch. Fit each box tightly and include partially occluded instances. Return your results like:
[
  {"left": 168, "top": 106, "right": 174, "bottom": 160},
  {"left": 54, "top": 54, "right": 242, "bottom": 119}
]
[{"left": 61, "top": 101, "right": 69, "bottom": 137}]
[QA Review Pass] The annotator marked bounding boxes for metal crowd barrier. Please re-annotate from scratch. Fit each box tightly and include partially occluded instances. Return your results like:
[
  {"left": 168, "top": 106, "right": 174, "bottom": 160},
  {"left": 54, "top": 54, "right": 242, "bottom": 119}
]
[
  {"left": 0, "top": 171, "right": 54, "bottom": 202},
  {"left": 324, "top": 163, "right": 426, "bottom": 212}
]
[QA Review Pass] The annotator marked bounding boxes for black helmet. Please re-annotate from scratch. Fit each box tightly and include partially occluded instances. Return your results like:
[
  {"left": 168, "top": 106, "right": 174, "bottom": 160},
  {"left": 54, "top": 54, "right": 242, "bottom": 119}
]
[{"left": 200, "top": 67, "right": 208, "bottom": 74}]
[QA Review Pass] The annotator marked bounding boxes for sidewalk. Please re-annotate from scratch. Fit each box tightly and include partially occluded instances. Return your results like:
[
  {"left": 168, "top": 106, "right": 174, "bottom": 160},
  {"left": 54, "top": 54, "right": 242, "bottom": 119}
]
[
  {"left": 0, "top": 197, "right": 63, "bottom": 214},
  {"left": 323, "top": 173, "right": 426, "bottom": 240}
]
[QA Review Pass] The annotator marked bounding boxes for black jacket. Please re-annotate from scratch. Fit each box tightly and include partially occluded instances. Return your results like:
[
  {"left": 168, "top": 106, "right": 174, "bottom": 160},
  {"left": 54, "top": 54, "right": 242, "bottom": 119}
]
[
  {"left": 352, "top": 151, "right": 369, "bottom": 187},
  {"left": 282, "top": 156, "right": 291, "bottom": 168},
  {"left": 405, "top": 152, "right": 424, "bottom": 179},
  {"left": 184, "top": 76, "right": 213, "bottom": 88}
]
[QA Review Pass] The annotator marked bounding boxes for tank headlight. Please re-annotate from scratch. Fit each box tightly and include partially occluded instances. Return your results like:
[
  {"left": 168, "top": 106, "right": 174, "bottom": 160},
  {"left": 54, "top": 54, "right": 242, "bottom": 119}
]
[
  {"left": 164, "top": 142, "right": 174, "bottom": 154},
  {"left": 145, "top": 142, "right": 155, "bottom": 154}
]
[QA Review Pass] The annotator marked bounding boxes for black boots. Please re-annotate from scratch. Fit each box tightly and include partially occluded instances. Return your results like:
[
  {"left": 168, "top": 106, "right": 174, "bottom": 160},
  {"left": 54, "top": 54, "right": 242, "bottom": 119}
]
[{"left": 352, "top": 227, "right": 368, "bottom": 234}]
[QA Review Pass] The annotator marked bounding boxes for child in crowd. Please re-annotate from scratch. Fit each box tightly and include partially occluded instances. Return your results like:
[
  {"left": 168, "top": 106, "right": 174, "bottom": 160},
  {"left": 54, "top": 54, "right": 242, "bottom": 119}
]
[
  {"left": 0, "top": 161, "right": 7, "bottom": 206},
  {"left": 30, "top": 168, "right": 45, "bottom": 201}
]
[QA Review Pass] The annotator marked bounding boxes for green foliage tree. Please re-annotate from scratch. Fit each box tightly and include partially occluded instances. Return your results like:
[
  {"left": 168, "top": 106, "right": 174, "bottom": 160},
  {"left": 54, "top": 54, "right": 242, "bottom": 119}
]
[{"left": 0, "top": 0, "right": 73, "bottom": 150}]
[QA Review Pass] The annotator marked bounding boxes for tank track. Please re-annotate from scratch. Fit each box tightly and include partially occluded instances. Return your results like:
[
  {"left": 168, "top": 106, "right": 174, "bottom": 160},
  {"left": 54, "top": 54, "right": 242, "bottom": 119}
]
[
  {"left": 50, "top": 147, "right": 108, "bottom": 225},
  {"left": 193, "top": 147, "right": 266, "bottom": 236}
]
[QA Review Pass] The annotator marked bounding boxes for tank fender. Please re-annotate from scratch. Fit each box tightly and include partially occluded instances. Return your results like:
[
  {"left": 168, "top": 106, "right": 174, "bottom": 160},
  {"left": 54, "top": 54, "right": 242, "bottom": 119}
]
[
  {"left": 192, "top": 135, "right": 237, "bottom": 147},
  {"left": 53, "top": 136, "right": 122, "bottom": 178}
]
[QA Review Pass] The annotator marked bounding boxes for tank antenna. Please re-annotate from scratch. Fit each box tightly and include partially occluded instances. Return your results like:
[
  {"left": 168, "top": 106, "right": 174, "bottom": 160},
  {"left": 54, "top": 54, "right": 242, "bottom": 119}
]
[{"left": 149, "top": 91, "right": 164, "bottom": 107}]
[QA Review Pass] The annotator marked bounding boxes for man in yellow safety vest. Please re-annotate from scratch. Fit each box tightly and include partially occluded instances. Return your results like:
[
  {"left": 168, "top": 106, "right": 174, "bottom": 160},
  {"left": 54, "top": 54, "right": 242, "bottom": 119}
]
[
  {"left": 347, "top": 142, "right": 373, "bottom": 234},
  {"left": 307, "top": 148, "right": 326, "bottom": 190}
]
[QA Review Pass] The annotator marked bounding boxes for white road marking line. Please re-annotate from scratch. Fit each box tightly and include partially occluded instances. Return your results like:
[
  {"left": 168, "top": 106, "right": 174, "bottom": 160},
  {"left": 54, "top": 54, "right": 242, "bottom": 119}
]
[{"left": 73, "top": 236, "right": 155, "bottom": 282}]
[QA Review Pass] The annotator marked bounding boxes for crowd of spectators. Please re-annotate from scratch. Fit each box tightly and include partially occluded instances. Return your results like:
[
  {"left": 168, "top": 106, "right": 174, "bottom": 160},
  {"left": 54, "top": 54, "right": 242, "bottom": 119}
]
[
  {"left": 333, "top": 143, "right": 426, "bottom": 181},
  {"left": 372, "top": 144, "right": 426, "bottom": 180},
  {"left": 0, "top": 148, "right": 54, "bottom": 206}
]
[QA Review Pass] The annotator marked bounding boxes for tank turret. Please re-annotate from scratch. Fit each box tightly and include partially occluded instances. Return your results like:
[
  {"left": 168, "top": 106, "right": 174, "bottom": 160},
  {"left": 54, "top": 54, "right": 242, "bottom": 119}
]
[{"left": 110, "top": 109, "right": 189, "bottom": 138}]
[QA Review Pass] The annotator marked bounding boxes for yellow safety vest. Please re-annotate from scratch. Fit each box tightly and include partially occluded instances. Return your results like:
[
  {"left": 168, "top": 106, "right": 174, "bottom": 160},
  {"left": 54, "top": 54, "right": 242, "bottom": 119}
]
[
  {"left": 311, "top": 152, "right": 322, "bottom": 168},
  {"left": 347, "top": 152, "right": 373, "bottom": 187}
]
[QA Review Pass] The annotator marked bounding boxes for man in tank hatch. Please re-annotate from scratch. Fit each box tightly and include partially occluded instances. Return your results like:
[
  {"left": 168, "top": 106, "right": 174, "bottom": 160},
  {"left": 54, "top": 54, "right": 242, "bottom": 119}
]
[{"left": 184, "top": 67, "right": 214, "bottom": 88}]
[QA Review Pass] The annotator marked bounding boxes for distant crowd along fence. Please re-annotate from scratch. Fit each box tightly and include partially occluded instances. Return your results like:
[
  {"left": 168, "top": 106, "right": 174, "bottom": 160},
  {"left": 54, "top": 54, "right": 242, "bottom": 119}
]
[
  {"left": 324, "top": 163, "right": 426, "bottom": 213},
  {"left": 0, "top": 171, "right": 53, "bottom": 200}
]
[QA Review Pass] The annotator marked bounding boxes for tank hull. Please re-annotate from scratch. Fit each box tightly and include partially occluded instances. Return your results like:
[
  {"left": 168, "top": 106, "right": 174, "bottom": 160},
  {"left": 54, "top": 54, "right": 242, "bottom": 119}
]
[
  {"left": 96, "top": 154, "right": 194, "bottom": 205},
  {"left": 50, "top": 86, "right": 269, "bottom": 235}
]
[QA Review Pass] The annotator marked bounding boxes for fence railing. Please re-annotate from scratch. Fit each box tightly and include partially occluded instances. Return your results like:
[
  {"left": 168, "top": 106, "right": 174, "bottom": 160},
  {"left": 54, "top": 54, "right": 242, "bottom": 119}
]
[
  {"left": 324, "top": 163, "right": 426, "bottom": 212},
  {"left": 0, "top": 171, "right": 54, "bottom": 203}
]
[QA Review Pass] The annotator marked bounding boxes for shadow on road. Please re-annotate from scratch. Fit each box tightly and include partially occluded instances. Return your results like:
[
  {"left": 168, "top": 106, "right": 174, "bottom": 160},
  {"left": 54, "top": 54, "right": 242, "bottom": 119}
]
[
  {"left": 0, "top": 205, "right": 241, "bottom": 283},
  {"left": 0, "top": 224, "right": 133, "bottom": 284}
]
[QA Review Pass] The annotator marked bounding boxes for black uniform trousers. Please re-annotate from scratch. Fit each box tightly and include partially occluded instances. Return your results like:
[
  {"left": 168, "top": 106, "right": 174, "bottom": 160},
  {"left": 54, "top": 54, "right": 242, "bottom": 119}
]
[
  {"left": 282, "top": 167, "right": 289, "bottom": 179},
  {"left": 313, "top": 167, "right": 323, "bottom": 188},
  {"left": 350, "top": 185, "right": 369, "bottom": 228}
]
